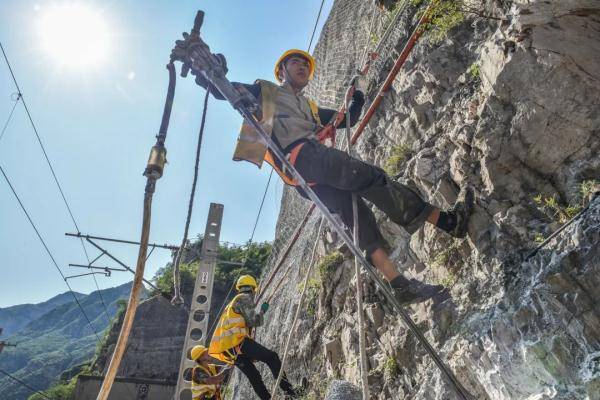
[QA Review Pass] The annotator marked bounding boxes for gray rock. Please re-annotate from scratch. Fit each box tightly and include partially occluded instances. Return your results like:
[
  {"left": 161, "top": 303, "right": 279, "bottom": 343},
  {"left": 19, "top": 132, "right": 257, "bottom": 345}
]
[{"left": 324, "top": 380, "right": 362, "bottom": 400}]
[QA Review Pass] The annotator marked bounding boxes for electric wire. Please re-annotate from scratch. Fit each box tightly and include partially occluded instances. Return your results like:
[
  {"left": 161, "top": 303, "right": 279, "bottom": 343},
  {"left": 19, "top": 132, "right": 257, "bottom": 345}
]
[
  {"left": 249, "top": 169, "right": 274, "bottom": 243},
  {"left": 0, "top": 164, "right": 102, "bottom": 344},
  {"left": 0, "top": 92, "right": 21, "bottom": 143},
  {"left": 0, "top": 369, "right": 53, "bottom": 400},
  {"left": 308, "top": 0, "right": 327, "bottom": 53},
  {"left": 0, "top": 41, "right": 113, "bottom": 325}
]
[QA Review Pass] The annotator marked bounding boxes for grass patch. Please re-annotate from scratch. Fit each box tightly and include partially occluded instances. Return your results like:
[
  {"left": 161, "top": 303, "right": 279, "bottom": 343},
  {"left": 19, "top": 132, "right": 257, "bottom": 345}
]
[
  {"left": 467, "top": 62, "right": 480, "bottom": 79},
  {"left": 301, "top": 252, "right": 344, "bottom": 316},
  {"left": 534, "top": 233, "right": 545, "bottom": 244},
  {"left": 383, "top": 356, "right": 401, "bottom": 381},
  {"left": 533, "top": 194, "right": 581, "bottom": 224},
  {"left": 581, "top": 179, "right": 599, "bottom": 201},
  {"left": 384, "top": 144, "right": 411, "bottom": 176},
  {"left": 317, "top": 251, "right": 344, "bottom": 279},
  {"left": 439, "top": 272, "right": 458, "bottom": 288}
]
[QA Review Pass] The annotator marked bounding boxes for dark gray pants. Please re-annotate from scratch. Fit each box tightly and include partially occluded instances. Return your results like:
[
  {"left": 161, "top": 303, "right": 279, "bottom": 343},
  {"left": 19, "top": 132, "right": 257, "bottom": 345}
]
[{"left": 294, "top": 140, "right": 433, "bottom": 255}]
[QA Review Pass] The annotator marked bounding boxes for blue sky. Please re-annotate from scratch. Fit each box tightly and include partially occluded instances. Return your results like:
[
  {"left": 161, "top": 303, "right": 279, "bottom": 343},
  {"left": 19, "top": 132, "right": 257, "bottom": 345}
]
[{"left": 0, "top": 0, "right": 333, "bottom": 307}]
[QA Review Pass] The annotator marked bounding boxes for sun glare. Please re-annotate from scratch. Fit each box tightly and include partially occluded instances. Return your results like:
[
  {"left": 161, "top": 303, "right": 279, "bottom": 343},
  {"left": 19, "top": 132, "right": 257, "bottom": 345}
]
[{"left": 37, "top": 3, "right": 110, "bottom": 69}]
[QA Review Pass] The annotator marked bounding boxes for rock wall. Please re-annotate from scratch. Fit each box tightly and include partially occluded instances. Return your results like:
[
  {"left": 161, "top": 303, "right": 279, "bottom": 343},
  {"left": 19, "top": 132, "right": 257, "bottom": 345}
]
[{"left": 229, "top": 0, "right": 600, "bottom": 399}]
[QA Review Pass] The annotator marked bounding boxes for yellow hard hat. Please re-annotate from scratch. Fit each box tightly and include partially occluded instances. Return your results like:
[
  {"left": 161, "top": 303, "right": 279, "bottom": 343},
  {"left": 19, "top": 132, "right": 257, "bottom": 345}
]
[
  {"left": 274, "top": 49, "right": 316, "bottom": 83},
  {"left": 190, "top": 345, "right": 208, "bottom": 361},
  {"left": 236, "top": 275, "right": 258, "bottom": 291}
]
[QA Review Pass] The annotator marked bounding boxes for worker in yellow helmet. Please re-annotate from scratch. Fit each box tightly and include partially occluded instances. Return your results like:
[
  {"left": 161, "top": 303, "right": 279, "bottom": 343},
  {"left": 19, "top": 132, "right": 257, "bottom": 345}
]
[
  {"left": 191, "top": 47, "right": 473, "bottom": 305},
  {"left": 189, "top": 345, "right": 229, "bottom": 400},
  {"left": 208, "top": 275, "right": 299, "bottom": 399}
]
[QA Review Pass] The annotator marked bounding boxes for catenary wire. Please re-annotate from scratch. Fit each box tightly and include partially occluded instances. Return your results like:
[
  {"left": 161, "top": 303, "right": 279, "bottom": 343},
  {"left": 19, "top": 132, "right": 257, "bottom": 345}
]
[
  {"left": 0, "top": 41, "right": 113, "bottom": 324},
  {"left": 0, "top": 369, "right": 53, "bottom": 400},
  {"left": 0, "top": 92, "right": 21, "bottom": 143},
  {"left": 0, "top": 164, "right": 102, "bottom": 344}
]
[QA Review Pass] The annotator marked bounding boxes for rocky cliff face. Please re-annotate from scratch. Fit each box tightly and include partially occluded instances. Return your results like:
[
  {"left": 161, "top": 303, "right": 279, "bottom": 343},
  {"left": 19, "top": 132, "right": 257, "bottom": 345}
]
[{"left": 229, "top": 0, "right": 600, "bottom": 399}]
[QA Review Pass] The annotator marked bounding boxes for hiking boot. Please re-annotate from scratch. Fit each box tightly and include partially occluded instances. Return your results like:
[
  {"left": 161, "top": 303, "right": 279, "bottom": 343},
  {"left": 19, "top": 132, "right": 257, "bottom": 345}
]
[
  {"left": 390, "top": 275, "right": 445, "bottom": 305},
  {"left": 447, "top": 186, "right": 474, "bottom": 238}
]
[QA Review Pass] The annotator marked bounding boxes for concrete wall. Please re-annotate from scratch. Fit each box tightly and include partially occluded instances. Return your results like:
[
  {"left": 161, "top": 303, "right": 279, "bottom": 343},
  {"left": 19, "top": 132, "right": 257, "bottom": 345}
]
[{"left": 73, "top": 375, "right": 176, "bottom": 400}]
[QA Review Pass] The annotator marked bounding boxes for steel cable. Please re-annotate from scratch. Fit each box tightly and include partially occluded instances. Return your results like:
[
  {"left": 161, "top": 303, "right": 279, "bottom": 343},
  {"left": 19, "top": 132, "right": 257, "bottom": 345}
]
[
  {"left": 0, "top": 42, "right": 113, "bottom": 324},
  {"left": 0, "top": 164, "right": 102, "bottom": 344}
]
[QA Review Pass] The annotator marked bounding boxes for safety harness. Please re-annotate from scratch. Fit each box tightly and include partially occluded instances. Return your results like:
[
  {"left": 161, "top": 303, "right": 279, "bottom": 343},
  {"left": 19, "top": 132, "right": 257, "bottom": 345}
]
[
  {"left": 208, "top": 293, "right": 248, "bottom": 364},
  {"left": 233, "top": 80, "right": 337, "bottom": 186}
]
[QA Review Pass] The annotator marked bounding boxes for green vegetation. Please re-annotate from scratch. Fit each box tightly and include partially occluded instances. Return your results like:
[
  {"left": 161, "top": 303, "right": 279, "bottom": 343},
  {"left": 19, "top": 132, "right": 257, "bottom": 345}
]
[
  {"left": 432, "top": 241, "right": 462, "bottom": 287},
  {"left": 439, "top": 272, "right": 458, "bottom": 288},
  {"left": 383, "top": 356, "right": 401, "bottom": 381},
  {"left": 28, "top": 379, "right": 76, "bottom": 400},
  {"left": 301, "top": 252, "right": 345, "bottom": 316},
  {"left": 384, "top": 144, "right": 411, "bottom": 176},
  {"left": 317, "top": 251, "right": 344, "bottom": 280},
  {"left": 534, "top": 233, "right": 545, "bottom": 244},
  {"left": 152, "top": 239, "right": 272, "bottom": 298},
  {"left": 28, "top": 364, "right": 93, "bottom": 400},
  {"left": 432, "top": 241, "right": 461, "bottom": 268},
  {"left": 533, "top": 180, "right": 598, "bottom": 242},
  {"left": 411, "top": 0, "right": 466, "bottom": 44},
  {"left": 580, "top": 179, "right": 599, "bottom": 201},
  {"left": 467, "top": 62, "right": 480, "bottom": 79},
  {"left": 533, "top": 194, "right": 581, "bottom": 224}
]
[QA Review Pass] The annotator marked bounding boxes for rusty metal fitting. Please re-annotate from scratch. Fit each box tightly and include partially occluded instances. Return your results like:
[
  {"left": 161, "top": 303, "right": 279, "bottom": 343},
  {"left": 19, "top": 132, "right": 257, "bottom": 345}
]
[{"left": 144, "top": 144, "right": 167, "bottom": 179}]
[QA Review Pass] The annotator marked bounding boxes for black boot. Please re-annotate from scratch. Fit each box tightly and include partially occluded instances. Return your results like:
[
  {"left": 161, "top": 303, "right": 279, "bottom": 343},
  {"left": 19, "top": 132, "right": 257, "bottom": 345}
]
[
  {"left": 389, "top": 275, "right": 445, "bottom": 304},
  {"left": 446, "top": 186, "right": 474, "bottom": 238}
]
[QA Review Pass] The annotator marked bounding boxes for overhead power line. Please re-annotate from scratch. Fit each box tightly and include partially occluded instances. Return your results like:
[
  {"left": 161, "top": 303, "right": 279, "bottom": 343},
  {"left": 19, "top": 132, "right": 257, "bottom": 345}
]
[
  {"left": 0, "top": 41, "right": 112, "bottom": 324},
  {"left": 308, "top": 0, "right": 327, "bottom": 53},
  {"left": 0, "top": 92, "right": 21, "bottom": 143},
  {"left": 249, "top": 169, "right": 274, "bottom": 243},
  {"left": 0, "top": 164, "right": 102, "bottom": 344},
  {"left": 0, "top": 369, "right": 52, "bottom": 400}
]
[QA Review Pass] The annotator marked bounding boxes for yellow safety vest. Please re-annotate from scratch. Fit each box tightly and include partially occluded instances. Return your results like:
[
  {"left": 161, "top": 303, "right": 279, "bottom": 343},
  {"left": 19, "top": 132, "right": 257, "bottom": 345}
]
[
  {"left": 208, "top": 294, "right": 248, "bottom": 363},
  {"left": 191, "top": 364, "right": 220, "bottom": 399},
  {"left": 232, "top": 80, "right": 321, "bottom": 169}
]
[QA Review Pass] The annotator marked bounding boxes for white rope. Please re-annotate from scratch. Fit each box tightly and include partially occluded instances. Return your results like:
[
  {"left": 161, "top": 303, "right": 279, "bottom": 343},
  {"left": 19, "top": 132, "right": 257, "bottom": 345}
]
[
  {"left": 346, "top": 97, "right": 370, "bottom": 399},
  {"left": 270, "top": 218, "right": 324, "bottom": 399}
]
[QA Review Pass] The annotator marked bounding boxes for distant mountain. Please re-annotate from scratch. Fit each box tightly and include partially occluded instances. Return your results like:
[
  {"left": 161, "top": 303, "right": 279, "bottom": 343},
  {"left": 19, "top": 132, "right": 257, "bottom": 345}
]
[
  {"left": 0, "top": 292, "right": 80, "bottom": 337},
  {"left": 0, "top": 283, "right": 135, "bottom": 400}
]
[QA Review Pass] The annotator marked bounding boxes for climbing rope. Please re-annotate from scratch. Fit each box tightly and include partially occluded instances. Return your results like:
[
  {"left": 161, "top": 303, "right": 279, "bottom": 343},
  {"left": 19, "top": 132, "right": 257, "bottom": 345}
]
[
  {"left": 346, "top": 97, "right": 370, "bottom": 399},
  {"left": 270, "top": 218, "right": 324, "bottom": 399},
  {"left": 255, "top": 204, "right": 316, "bottom": 303},
  {"left": 172, "top": 90, "right": 211, "bottom": 305}
]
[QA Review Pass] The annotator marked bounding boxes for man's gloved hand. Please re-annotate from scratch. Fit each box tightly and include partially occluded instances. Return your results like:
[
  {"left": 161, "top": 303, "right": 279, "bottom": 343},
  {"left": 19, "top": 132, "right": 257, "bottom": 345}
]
[
  {"left": 193, "top": 53, "right": 228, "bottom": 90},
  {"left": 260, "top": 302, "right": 269, "bottom": 313}
]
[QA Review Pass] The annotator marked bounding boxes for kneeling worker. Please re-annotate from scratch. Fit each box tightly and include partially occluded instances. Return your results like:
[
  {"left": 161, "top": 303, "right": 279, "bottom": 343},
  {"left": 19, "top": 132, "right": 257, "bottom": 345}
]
[
  {"left": 208, "top": 275, "right": 298, "bottom": 400},
  {"left": 190, "top": 345, "right": 229, "bottom": 400}
]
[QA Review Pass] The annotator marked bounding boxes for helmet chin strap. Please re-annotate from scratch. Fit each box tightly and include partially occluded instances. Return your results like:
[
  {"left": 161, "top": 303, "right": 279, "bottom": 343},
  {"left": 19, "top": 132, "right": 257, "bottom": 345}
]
[{"left": 282, "top": 63, "right": 303, "bottom": 91}]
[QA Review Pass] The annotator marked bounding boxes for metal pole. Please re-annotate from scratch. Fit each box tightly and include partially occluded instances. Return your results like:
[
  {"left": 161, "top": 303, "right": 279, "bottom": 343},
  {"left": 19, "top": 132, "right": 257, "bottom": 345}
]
[
  {"left": 174, "top": 203, "right": 224, "bottom": 399},
  {"left": 66, "top": 232, "right": 179, "bottom": 251}
]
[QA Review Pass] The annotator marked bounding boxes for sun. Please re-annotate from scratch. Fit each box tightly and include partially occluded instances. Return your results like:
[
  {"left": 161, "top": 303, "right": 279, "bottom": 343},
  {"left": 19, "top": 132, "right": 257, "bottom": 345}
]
[{"left": 37, "top": 3, "right": 110, "bottom": 70}]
